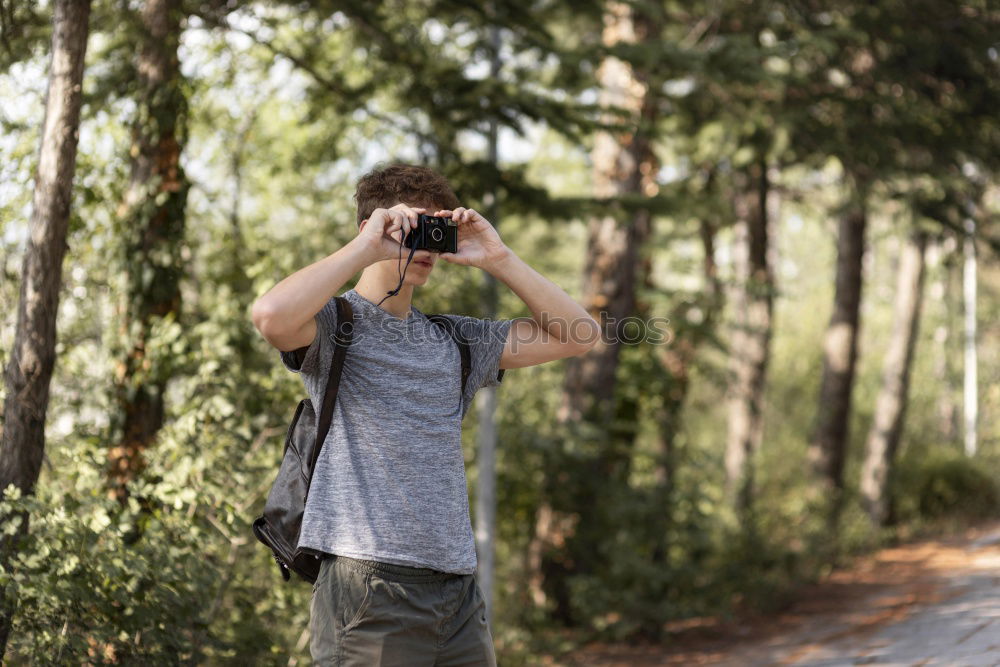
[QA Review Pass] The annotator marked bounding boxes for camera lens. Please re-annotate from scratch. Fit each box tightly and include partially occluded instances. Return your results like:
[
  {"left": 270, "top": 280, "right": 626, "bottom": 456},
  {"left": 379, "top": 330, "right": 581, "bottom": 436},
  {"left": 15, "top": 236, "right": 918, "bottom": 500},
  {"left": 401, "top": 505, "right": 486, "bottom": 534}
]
[{"left": 430, "top": 227, "right": 444, "bottom": 243}]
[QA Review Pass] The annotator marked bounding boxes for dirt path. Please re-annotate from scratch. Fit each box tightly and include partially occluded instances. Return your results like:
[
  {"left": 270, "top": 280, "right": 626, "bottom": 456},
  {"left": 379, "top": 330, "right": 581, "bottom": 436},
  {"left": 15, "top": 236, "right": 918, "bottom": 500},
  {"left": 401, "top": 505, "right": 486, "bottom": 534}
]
[{"left": 565, "top": 522, "right": 1000, "bottom": 666}]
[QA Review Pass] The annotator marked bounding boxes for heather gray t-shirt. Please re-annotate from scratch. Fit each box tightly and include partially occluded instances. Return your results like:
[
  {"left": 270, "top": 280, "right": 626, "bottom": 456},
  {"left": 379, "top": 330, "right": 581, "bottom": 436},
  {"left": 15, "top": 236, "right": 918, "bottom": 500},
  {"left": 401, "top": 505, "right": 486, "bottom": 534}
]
[{"left": 279, "top": 289, "right": 512, "bottom": 574}]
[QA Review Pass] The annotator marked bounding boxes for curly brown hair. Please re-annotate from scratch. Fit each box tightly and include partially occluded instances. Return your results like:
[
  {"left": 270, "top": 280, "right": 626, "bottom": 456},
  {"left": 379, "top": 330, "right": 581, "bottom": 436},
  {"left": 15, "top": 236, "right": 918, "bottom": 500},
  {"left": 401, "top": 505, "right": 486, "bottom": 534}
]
[{"left": 353, "top": 162, "right": 460, "bottom": 225}]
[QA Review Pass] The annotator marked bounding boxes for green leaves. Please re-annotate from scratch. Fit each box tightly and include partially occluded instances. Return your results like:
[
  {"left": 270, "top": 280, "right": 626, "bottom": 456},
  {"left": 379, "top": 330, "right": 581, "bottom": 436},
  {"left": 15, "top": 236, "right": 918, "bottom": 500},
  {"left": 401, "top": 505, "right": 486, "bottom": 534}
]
[{"left": 2, "top": 0, "right": 999, "bottom": 661}]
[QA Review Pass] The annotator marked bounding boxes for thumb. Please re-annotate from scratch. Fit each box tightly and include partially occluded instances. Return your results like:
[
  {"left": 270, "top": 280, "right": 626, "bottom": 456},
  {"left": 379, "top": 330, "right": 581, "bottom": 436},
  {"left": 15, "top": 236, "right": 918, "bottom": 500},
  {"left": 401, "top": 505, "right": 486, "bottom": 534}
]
[{"left": 440, "top": 252, "right": 469, "bottom": 265}]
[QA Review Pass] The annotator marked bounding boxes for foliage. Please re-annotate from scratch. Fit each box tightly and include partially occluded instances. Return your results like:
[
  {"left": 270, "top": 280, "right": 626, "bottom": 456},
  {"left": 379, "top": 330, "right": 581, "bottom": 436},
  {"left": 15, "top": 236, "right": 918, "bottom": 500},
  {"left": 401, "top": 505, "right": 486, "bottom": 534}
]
[
  {"left": 1, "top": 0, "right": 999, "bottom": 662},
  {"left": 1, "top": 485, "right": 220, "bottom": 664},
  {"left": 894, "top": 451, "right": 1000, "bottom": 524}
]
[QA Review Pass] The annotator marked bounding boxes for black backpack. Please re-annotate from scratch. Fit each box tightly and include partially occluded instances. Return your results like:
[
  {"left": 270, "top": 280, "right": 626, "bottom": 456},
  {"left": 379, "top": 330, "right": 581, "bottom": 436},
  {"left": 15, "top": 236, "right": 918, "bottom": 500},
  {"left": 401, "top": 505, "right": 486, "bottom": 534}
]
[{"left": 252, "top": 296, "right": 471, "bottom": 583}]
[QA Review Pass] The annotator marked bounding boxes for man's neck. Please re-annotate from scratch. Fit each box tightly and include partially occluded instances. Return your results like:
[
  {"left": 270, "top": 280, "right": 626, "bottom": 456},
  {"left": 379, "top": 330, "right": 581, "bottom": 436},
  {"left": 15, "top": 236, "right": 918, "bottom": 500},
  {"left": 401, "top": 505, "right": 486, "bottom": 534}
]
[{"left": 354, "top": 264, "right": 414, "bottom": 319}]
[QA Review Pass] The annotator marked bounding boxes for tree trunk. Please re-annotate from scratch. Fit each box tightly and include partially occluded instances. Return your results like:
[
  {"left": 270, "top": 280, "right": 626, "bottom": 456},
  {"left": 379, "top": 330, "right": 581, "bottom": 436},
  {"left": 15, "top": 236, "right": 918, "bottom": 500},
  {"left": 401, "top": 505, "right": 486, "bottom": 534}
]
[
  {"left": 859, "top": 228, "right": 927, "bottom": 526},
  {"left": 0, "top": 0, "right": 91, "bottom": 654},
  {"left": 474, "top": 20, "right": 502, "bottom": 624},
  {"left": 962, "top": 211, "right": 977, "bottom": 457},
  {"left": 558, "top": 0, "right": 658, "bottom": 430},
  {"left": 807, "top": 186, "right": 867, "bottom": 514},
  {"left": 531, "top": 0, "right": 659, "bottom": 620},
  {"left": 724, "top": 161, "right": 773, "bottom": 512},
  {"left": 930, "top": 237, "right": 959, "bottom": 442},
  {"left": 106, "top": 0, "right": 189, "bottom": 503}
]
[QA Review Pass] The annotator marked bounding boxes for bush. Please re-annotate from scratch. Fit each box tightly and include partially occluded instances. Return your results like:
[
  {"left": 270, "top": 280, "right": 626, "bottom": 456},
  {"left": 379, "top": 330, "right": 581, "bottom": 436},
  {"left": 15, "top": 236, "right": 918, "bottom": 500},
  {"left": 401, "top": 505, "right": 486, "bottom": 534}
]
[
  {"left": 1, "top": 486, "right": 221, "bottom": 665},
  {"left": 894, "top": 452, "right": 1000, "bottom": 523}
]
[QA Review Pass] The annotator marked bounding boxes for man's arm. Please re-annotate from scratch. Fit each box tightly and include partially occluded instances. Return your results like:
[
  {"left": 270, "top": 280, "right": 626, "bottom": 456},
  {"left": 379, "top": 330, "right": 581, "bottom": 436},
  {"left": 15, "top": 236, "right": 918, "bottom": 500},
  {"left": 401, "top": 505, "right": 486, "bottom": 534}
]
[
  {"left": 439, "top": 207, "right": 600, "bottom": 369},
  {"left": 251, "top": 240, "right": 371, "bottom": 352},
  {"left": 489, "top": 253, "right": 600, "bottom": 369},
  {"left": 251, "top": 204, "right": 425, "bottom": 351}
]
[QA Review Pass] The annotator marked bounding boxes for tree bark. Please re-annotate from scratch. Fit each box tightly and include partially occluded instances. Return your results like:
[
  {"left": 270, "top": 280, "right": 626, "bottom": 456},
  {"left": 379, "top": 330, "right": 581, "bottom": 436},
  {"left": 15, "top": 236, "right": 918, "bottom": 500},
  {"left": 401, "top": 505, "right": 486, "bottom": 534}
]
[
  {"left": 106, "top": 0, "right": 189, "bottom": 503},
  {"left": 724, "top": 161, "right": 773, "bottom": 512},
  {"left": 807, "top": 186, "right": 867, "bottom": 514},
  {"left": 0, "top": 0, "right": 91, "bottom": 654},
  {"left": 859, "top": 229, "right": 927, "bottom": 526}
]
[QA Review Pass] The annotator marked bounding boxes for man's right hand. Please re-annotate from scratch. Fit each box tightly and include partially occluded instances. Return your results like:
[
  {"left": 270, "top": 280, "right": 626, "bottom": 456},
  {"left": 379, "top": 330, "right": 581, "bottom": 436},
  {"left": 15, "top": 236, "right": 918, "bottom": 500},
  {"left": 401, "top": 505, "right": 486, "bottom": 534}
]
[
  {"left": 253, "top": 203, "right": 432, "bottom": 353},
  {"left": 356, "top": 203, "right": 426, "bottom": 262}
]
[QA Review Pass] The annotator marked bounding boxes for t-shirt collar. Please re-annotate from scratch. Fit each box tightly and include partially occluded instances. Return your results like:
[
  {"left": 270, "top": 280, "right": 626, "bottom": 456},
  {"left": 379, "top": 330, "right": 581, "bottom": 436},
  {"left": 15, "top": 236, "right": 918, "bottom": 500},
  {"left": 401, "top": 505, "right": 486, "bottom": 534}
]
[{"left": 346, "top": 289, "right": 425, "bottom": 325}]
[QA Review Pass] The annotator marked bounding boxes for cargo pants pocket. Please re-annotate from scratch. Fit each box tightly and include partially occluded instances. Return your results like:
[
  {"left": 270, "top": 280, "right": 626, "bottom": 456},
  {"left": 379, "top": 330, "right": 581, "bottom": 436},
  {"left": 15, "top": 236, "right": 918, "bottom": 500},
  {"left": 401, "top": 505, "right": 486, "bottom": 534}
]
[{"left": 310, "top": 559, "right": 374, "bottom": 666}]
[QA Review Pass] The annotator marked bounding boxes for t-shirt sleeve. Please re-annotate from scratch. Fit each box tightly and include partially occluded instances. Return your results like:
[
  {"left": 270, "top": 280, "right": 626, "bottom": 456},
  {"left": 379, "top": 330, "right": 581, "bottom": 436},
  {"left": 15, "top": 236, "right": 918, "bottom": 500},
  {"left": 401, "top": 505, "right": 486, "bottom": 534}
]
[
  {"left": 278, "top": 298, "right": 339, "bottom": 377},
  {"left": 446, "top": 315, "right": 513, "bottom": 403}
]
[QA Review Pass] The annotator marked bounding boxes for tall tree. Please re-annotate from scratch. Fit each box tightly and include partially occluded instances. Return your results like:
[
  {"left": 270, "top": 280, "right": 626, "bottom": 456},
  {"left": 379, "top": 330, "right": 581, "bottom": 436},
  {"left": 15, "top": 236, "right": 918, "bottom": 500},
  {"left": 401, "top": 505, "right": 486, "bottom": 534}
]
[
  {"left": 654, "top": 1, "right": 787, "bottom": 518},
  {"left": 806, "top": 183, "right": 867, "bottom": 509},
  {"left": 859, "top": 226, "right": 927, "bottom": 526},
  {"left": 930, "top": 237, "right": 960, "bottom": 442},
  {"left": 106, "top": 0, "right": 189, "bottom": 503},
  {"left": 790, "top": 0, "right": 1000, "bottom": 514},
  {"left": 962, "top": 204, "right": 978, "bottom": 457},
  {"left": 558, "top": 0, "right": 659, "bottom": 429},
  {"left": 786, "top": 5, "right": 883, "bottom": 510},
  {"left": 0, "top": 0, "right": 91, "bottom": 653},
  {"left": 724, "top": 159, "right": 773, "bottom": 511},
  {"left": 528, "top": 0, "right": 662, "bottom": 621}
]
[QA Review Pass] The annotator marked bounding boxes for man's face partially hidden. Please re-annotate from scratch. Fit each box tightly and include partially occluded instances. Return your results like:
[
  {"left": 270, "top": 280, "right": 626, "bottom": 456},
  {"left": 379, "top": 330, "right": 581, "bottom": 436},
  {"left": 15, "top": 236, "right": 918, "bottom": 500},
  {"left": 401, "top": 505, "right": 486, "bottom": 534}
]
[{"left": 391, "top": 201, "right": 442, "bottom": 287}]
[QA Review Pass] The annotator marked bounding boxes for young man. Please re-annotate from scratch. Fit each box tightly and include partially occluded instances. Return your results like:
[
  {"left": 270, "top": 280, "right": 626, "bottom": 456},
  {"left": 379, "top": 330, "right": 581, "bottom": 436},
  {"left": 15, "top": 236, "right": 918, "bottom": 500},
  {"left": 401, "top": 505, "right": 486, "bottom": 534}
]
[{"left": 251, "top": 163, "right": 598, "bottom": 666}]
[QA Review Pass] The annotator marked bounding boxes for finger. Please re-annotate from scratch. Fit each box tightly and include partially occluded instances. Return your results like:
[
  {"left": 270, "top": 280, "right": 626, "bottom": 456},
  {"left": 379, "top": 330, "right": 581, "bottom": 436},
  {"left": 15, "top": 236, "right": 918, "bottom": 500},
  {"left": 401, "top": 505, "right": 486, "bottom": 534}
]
[
  {"left": 409, "top": 209, "right": 419, "bottom": 228},
  {"left": 389, "top": 210, "right": 408, "bottom": 233}
]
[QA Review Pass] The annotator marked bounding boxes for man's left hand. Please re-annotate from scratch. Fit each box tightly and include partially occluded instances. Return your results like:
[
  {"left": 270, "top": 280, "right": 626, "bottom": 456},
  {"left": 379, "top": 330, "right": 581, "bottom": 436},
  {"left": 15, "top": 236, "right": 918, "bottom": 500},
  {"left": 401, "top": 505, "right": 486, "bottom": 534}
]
[{"left": 433, "top": 207, "right": 512, "bottom": 270}]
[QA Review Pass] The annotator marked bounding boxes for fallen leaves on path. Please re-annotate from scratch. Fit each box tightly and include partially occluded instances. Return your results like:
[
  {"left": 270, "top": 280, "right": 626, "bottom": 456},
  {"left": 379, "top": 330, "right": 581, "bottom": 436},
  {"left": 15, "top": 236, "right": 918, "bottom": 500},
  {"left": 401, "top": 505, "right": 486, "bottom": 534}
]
[{"left": 565, "top": 522, "right": 1000, "bottom": 666}]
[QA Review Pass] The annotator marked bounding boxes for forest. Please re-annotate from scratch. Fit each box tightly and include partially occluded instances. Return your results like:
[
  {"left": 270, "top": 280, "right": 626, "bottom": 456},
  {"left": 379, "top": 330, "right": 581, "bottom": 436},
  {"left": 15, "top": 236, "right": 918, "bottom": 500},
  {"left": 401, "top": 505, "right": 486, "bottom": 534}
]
[{"left": 1, "top": 0, "right": 998, "bottom": 663}]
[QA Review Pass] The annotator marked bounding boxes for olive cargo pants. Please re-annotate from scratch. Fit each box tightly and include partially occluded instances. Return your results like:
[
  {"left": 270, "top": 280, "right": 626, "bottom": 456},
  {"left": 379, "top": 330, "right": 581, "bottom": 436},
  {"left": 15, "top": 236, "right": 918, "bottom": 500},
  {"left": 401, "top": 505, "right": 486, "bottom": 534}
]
[{"left": 310, "top": 555, "right": 497, "bottom": 666}]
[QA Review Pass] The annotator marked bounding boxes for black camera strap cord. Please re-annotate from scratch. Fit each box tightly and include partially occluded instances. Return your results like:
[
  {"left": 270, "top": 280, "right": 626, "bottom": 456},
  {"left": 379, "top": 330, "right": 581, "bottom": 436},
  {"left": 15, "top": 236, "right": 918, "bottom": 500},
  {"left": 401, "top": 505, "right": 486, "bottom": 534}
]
[{"left": 376, "top": 228, "right": 418, "bottom": 308}]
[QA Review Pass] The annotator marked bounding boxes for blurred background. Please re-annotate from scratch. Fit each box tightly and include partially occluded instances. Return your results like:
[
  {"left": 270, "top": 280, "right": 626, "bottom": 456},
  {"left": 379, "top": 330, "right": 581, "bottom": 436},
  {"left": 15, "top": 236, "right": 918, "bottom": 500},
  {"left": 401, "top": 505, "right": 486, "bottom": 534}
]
[{"left": 1, "top": 0, "right": 998, "bottom": 663}]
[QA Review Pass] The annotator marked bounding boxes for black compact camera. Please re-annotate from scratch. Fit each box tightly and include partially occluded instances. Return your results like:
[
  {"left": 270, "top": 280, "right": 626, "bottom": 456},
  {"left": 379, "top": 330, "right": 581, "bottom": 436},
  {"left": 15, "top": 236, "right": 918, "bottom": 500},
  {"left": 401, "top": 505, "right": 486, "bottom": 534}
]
[{"left": 404, "top": 214, "right": 458, "bottom": 253}]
